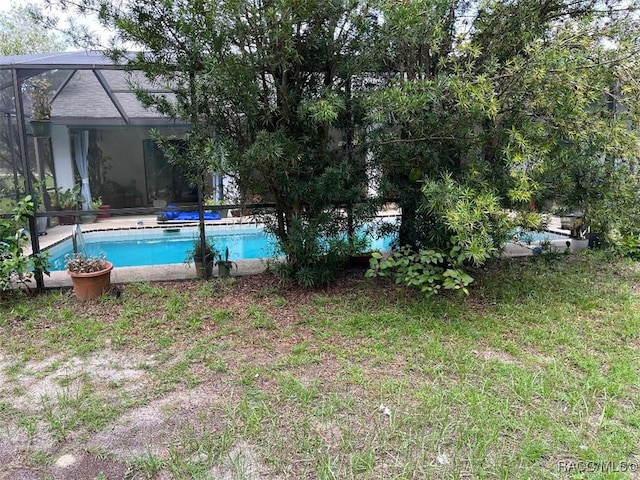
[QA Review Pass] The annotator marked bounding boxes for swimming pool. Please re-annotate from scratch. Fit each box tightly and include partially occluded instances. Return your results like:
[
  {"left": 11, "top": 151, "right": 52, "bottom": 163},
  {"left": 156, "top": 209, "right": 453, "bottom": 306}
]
[
  {"left": 45, "top": 224, "right": 563, "bottom": 272},
  {"left": 510, "top": 229, "right": 569, "bottom": 244},
  {"left": 45, "top": 225, "right": 394, "bottom": 272}
]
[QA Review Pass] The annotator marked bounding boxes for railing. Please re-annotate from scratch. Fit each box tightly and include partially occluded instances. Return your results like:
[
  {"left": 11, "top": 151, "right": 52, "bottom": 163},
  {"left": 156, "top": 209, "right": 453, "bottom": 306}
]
[{"left": 71, "top": 223, "right": 86, "bottom": 255}]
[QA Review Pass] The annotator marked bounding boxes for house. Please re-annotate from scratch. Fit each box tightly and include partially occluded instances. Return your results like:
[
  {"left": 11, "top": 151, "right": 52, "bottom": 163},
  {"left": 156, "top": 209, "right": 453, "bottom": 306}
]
[{"left": 0, "top": 50, "right": 223, "bottom": 211}]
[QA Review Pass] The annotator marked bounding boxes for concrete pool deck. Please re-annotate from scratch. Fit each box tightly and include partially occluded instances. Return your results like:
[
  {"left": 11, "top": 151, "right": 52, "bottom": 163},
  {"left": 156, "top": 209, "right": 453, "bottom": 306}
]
[
  {"left": 28, "top": 211, "right": 586, "bottom": 289},
  {"left": 503, "top": 215, "right": 589, "bottom": 257},
  {"left": 43, "top": 259, "right": 270, "bottom": 288}
]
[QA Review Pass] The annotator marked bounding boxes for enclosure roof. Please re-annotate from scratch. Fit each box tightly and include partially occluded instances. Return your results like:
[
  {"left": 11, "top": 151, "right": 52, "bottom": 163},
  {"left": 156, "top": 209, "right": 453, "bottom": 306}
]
[
  {"left": 0, "top": 51, "right": 184, "bottom": 125},
  {"left": 0, "top": 51, "right": 131, "bottom": 71}
]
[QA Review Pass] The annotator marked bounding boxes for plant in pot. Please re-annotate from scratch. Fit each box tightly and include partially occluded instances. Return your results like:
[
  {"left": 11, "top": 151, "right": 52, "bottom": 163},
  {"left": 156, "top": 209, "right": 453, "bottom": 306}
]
[
  {"left": 215, "top": 247, "right": 237, "bottom": 278},
  {"left": 346, "top": 233, "right": 374, "bottom": 269},
  {"left": 96, "top": 194, "right": 111, "bottom": 218},
  {"left": 80, "top": 197, "right": 101, "bottom": 224},
  {"left": 55, "top": 186, "right": 83, "bottom": 225},
  {"left": 186, "top": 237, "right": 218, "bottom": 279},
  {"left": 27, "top": 78, "right": 54, "bottom": 138},
  {"left": 65, "top": 252, "right": 113, "bottom": 300}
]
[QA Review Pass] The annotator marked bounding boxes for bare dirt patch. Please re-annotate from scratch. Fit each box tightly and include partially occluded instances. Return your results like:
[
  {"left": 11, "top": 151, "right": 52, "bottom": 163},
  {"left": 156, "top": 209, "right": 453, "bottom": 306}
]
[
  {"left": 88, "top": 381, "right": 236, "bottom": 459},
  {"left": 471, "top": 348, "right": 523, "bottom": 365},
  {"left": 209, "top": 441, "right": 282, "bottom": 480},
  {"left": 51, "top": 453, "right": 130, "bottom": 480},
  {"left": 7, "top": 350, "right": 153, "bottom": 411}
]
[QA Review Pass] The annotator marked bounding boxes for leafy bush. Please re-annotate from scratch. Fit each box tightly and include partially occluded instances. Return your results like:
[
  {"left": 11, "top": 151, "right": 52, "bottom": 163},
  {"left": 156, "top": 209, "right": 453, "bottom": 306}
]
[
  {"left": 366, "top": 246, "right": 474, "bottom": 296},
  {"left": 366, "top": 175, "right": 517, "bottom": 296},
  {"left": 569, "top": 167, "right": 640, "bottom": 259},
  {"left": 421, "top": 174, "right": 514, "bottom": 263},
  {"left": 528, "top": 239, "right": 571, "bottom": 269},
  {"left": 0, "top": 196, "right": 49, "bottom": 291},
  {"left": 608, "top": 232, "right": 640, "bottom": 260},
  {"left": 184, "top": 237, "right": 218, "bottom": 263},
  {"left": 54, "top": 185, "right": 83, "bottom": 210},
  {"left": 269, "top": 215, "right": 353, "bottom": 289}
]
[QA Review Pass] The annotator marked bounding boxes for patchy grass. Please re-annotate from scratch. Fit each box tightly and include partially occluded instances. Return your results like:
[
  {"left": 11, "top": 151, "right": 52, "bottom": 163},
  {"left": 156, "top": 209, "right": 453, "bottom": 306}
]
[{"left": 1, "top": 253, "right": 639, "bottom": 479}]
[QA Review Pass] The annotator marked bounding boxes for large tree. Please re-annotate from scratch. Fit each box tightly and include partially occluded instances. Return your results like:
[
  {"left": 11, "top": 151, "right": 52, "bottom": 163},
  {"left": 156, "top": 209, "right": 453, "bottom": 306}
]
[
  {"left": 0, "top": 5, "right": 66, "bottom": 56},
  {"left": 193, "top": 0, "right": 379, "bottom": 286},
  {"left": 61, "top": 0, "right": 379, "bottom": 286},
  {"left": 48, "top": 0, "right": 640, "bottom": 277},
  {"left": 367, "top": 0, "right": 640, "bottom": 254}
]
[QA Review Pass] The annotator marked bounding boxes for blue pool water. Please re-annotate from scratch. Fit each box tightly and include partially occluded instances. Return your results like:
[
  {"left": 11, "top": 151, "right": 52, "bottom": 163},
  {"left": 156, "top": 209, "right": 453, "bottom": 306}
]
[
  {"left": 45, "top": 225, "right": 560, "bottom": 272},
  {"left": 46, "top": 225, "right": 393, "bottom": 271},
  {"left": 511, "top": 229, "right": 569, "bottom": 243}
]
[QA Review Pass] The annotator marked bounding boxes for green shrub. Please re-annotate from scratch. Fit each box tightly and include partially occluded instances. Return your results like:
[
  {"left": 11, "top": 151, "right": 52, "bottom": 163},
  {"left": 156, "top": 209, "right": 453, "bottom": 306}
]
[
  {"left": 421, "top": 174, "right": 514, "bottom": 263},
  {"left": 608, "top": 232, "right": 640, "bottom": 260},
  {"left": 0, "top": 196, "right": 50, "bottom": 291},
  {"left": 366, "top": 246, "right": 474, "bottom": 296},
  {"left": 269, "top": 215, "right": 352, "bottom": 288}
]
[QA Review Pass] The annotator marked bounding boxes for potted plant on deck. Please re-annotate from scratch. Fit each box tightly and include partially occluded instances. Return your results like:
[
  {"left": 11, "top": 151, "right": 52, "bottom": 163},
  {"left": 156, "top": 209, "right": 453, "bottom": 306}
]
[
  {"left": 215, "top": 247, "right": 237, "bottom": 278},
  {"left": 186, "top": 238, "right": 218, "bottom": 279},
  {"left": 80, "top": 197, "right": 102, "bottom": 224},
  {"left": 66, "top": 252, "right": 113, "bottom": 300},
  {"left": 55, "top": 186, "right": 83, "bottom": 225},
  {"left": 32, "top": 180, "right": 49, "bottom": 236}
]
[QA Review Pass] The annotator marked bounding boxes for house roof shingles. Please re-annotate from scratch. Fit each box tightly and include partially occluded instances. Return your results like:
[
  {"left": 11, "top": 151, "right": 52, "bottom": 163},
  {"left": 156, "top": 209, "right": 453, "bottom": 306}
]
[{"left": 0, "top": 51, "right": 184, "bottom": 125}]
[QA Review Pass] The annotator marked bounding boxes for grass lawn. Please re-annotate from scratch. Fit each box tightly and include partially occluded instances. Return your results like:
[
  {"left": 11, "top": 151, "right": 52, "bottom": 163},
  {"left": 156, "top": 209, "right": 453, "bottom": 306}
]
[{"left": 0, "top": 252, "right": 639, "bottom": 479}]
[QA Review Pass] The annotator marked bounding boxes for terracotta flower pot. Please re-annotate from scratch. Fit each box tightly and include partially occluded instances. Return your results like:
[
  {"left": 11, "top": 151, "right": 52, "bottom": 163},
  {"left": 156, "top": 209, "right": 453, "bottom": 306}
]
[
  {"left": 56, "top": 205, "right": 78, "bottom": 225},
  {"left": 58, "top": 214, "right": 76, "bottom": 225},
  {"left": 68, "top": 262, "right": 113, "bottom": 300},
  {"left": 97, "top": 205, "right": 111, "bottom": 219}
]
